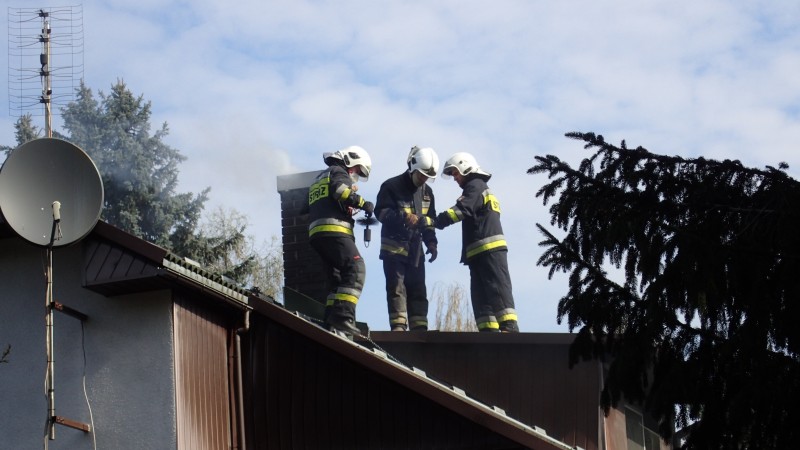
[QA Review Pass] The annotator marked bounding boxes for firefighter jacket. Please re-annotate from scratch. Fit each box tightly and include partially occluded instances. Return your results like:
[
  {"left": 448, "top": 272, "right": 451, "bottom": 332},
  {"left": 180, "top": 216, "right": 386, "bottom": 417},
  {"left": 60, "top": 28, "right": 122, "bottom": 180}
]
[
  {"left": 375, "top": 172, "right": 437, "bottom": 266},
  {"left": 434, "top": 175, "right": 507, "bottom": 264},
  {"left": 308, "top": 164, "right": 368, "bottom": 240}
]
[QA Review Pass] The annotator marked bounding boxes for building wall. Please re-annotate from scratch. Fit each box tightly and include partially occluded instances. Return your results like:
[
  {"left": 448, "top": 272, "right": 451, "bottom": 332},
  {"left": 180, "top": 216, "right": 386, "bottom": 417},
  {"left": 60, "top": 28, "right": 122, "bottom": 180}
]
[{"left": 0, "top": 237, "right": 177, "bottom": 449}]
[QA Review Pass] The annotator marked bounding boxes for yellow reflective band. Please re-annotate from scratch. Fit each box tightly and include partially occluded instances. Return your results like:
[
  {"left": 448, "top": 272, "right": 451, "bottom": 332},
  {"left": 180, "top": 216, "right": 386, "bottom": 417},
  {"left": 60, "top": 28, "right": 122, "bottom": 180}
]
[
  {"left": 447, "top": 208, "right": 460, "bottom": 223},
  {"left": 380, "top": 244, "right": 409, "bottom": 256},
  {"left": 339, "top": 187, "right": 352, "bottom": 200},
  {"left": 478, "top": 321, "right": 500, "bottom": 330},
  {"left": 333, "top": 293, "right": 359, "bottom": 304},
  {"left": 358, "top": 197, "right": 365, "bottom": 207},
  {"left": 497, "top": 313, "right": 518, "bottom": 322},
  {"left": 310, "top": 225, "right": 354, "bottom": 236},
  {"left": 466, "top": 239, "right": 507, "bottom": 259},
  {"left": 484, "top": 194, "right": 501, "bottom": 212},
  {"left": 402, "top": 207, "right": 413, "bottom": 214}
]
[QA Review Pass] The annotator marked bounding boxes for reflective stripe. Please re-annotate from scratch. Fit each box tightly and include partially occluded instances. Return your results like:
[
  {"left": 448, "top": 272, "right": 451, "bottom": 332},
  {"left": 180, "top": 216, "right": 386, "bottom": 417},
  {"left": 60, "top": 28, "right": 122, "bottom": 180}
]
[
  {"left": 310, "top": 224, "right": 354, "bottom": 236},
  {"left": 483, "top": 191, "right": 501, "bottom": 213},
  {"left": 409, "top": 316, "right": 428, "bottom": 328},
  {"left": 390, "top": 313, "right": 408, "bottom": 326},
  {"left": 381, "top": 244, "right": 408, "bottom": 256},
  {"left": 336, "top": 287, "right": 362, "bottom": 297},
  {"left": 310, "top": 218, "right": 353, "bottom": 230},
  {"left": 328, "top": 291, "right": 359, "bottom": 305},
  {"left": 447, "top": 208, "right": 462, "bottom": 223},
  {"left": 333, "top": 292, "right": 359, "bottom": 304},
  {"left": 497, "top": 312, "right": 518, "bottom": 323},
  {"left": 335, "top": 183, "right": 350, "bottom": 199},
  {"left": 466, "top": 235, "right": 507, "bottom": 259},
  {"left": 381, "top": 238, "right": 409, "bottom": 256},
  {"left": 476, "top": 315, "right": 499, "bottom": 330},
  {"left": 309, "top": 218, "right": 354, "bottom": 237}
]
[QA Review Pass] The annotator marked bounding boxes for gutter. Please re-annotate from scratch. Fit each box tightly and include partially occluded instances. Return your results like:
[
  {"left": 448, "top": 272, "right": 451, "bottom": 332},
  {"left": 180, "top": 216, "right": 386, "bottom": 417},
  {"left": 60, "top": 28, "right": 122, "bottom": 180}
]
[
  {"left": 161, "top": 257, "right": 249, "bottom": 307},
  {"left": 235, "top": 309, "right": 250, "bottom": 450}
]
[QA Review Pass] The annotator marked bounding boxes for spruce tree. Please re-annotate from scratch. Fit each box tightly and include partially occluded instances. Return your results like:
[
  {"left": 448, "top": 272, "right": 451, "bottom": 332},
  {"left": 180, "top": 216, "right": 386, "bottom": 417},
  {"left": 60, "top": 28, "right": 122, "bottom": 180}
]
[
  {"left": 61, "top": 80, "right": 209, "bottom": 249},
  {"left": 2, "top": 114, "right": 41, "bottom": 156},
  {"left": 530, "top": 132, "right": 800, "bottom": 449}
]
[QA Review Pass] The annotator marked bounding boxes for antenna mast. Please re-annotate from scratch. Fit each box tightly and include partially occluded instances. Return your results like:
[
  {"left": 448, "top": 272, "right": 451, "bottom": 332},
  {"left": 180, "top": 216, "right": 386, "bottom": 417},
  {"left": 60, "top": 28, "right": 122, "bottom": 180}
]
[
  {"left": 8, "top": 6, "right": 84, "bottom": 135},
  {"left": 40, "top": 10, "right": 52, "bottom": 137}
]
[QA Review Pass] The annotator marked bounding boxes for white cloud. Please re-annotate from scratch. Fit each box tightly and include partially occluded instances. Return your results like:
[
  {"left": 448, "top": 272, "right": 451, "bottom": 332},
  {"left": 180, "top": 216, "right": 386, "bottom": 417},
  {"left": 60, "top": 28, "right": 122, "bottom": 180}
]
[{"left": 3, "top": 0, "right": 799, "bottom": 331}]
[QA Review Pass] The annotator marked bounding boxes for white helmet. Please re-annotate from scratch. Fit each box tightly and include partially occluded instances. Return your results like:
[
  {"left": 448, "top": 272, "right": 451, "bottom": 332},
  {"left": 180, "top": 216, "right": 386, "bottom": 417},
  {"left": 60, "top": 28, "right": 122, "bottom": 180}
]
[
  {"left": 407, "top": 146, "right": 440, "bottom": 179},
  {"left": 324, "top": 145, "right": 372, "bottom": 180},
  {"left": 442, "top": 152, "right": 491, "bottom": 178}
]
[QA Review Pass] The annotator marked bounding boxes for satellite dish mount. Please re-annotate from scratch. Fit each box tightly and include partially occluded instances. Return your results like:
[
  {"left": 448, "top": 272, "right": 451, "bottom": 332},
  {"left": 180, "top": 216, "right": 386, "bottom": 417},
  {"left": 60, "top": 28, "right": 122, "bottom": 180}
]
[{"left": 0, "top": 138, "right": 102, "bottom": 440}]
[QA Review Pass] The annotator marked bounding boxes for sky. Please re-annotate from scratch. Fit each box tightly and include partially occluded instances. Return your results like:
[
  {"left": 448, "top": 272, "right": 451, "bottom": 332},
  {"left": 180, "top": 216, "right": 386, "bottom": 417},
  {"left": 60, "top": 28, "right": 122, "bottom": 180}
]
[{"left": 2, "top": 1, "right": 799, "bottom": 332}]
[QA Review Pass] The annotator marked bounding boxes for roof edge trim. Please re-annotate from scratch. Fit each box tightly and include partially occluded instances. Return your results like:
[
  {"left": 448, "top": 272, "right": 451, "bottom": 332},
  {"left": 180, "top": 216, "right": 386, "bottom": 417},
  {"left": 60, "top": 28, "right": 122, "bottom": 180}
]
[{"left": 162, "top": 258, "right": 249, "bottom": 306}]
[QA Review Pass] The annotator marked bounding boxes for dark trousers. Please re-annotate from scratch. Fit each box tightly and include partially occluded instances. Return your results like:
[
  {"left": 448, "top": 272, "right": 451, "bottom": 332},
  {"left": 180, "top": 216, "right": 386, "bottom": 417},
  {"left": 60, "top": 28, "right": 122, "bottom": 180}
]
[
  {"left": 383, "top": 257, "right": 428, "bottom": 330},
  {"left": 468, "top": 250, "right": 516, "bottom": 331},
  {"left": 310, "top": 236, "right": 366, "bottom": 323}
]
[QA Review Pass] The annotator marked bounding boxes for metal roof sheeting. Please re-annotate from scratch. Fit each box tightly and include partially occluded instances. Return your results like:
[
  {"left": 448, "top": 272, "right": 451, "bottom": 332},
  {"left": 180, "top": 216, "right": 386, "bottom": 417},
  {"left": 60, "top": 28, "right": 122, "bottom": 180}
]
[{"left": 243, "top": 300, "right": 576, "bottom": 450}]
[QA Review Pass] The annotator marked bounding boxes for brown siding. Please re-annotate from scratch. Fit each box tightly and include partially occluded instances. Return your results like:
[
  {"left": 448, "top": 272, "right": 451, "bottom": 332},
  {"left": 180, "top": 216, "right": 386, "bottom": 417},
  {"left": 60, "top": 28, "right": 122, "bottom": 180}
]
[{"left": 174, "top": 295, "right": 234, "bottom": 450}]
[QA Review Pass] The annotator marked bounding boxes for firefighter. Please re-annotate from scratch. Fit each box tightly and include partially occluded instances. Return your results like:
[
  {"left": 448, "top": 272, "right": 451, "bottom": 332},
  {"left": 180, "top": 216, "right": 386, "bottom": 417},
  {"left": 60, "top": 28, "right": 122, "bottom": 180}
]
[
  {"left": 375, "top": 146, "right": 439, "bottom": 331},
  {"left": 434, "top": 152, "right": 519, "bottom": 332},
  {"left": 308, "top": 146, "right": 374, "bottom": 336}
]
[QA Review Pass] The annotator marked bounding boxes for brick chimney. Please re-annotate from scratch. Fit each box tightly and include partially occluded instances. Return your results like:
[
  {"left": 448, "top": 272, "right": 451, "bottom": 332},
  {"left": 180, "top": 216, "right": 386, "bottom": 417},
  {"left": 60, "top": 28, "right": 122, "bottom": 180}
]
[{"left": 276, "top": 171, "right": 327, "bottom": 316}]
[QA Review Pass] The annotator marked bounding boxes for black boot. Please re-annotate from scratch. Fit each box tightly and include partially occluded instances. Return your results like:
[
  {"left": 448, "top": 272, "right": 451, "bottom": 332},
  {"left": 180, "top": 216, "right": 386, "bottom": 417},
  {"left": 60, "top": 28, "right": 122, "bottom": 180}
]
[
  {"left": 327, "top": 317, "right": 362, "bottom": 336},
  {"left": 499, "top": 320, "right": 519, "bottom": 333}
]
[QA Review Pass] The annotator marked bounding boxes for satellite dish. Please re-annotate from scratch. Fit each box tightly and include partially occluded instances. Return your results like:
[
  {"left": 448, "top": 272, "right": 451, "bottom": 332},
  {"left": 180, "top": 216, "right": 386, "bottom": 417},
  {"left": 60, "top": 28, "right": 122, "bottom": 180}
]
[{"left": 0, "top": 137, "right": 103, "bottom": 247}]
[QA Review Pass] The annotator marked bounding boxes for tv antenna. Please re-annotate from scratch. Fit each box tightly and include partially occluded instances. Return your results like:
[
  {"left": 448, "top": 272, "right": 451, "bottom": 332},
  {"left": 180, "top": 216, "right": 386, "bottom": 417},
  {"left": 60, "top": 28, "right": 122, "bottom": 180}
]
[
  {"left": 8, "top": 6, "right": 84, "bottom": 137},
  {"left": 0, "top": 138, "right": 103, "bottom": 442}
]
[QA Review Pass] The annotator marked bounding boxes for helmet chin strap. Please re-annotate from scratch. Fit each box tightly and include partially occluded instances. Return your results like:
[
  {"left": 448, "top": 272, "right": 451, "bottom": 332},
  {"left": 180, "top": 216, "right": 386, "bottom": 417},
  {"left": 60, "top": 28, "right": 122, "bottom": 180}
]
[{"left": 348, "top": 168, "right": 360, "bottom": 183}]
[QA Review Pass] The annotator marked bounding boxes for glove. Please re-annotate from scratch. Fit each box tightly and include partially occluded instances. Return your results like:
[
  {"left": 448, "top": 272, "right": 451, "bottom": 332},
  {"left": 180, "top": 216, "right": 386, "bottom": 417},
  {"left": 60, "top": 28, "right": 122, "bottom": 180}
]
[
  {"left": 404, "top": 213, "right": 421, "bottom": 228},
  {"left": 426, "top": 242, "right": 438, "bottom": 262},
  {"left": 362, "top": 201, "right": 374, "bottom": 217}
]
